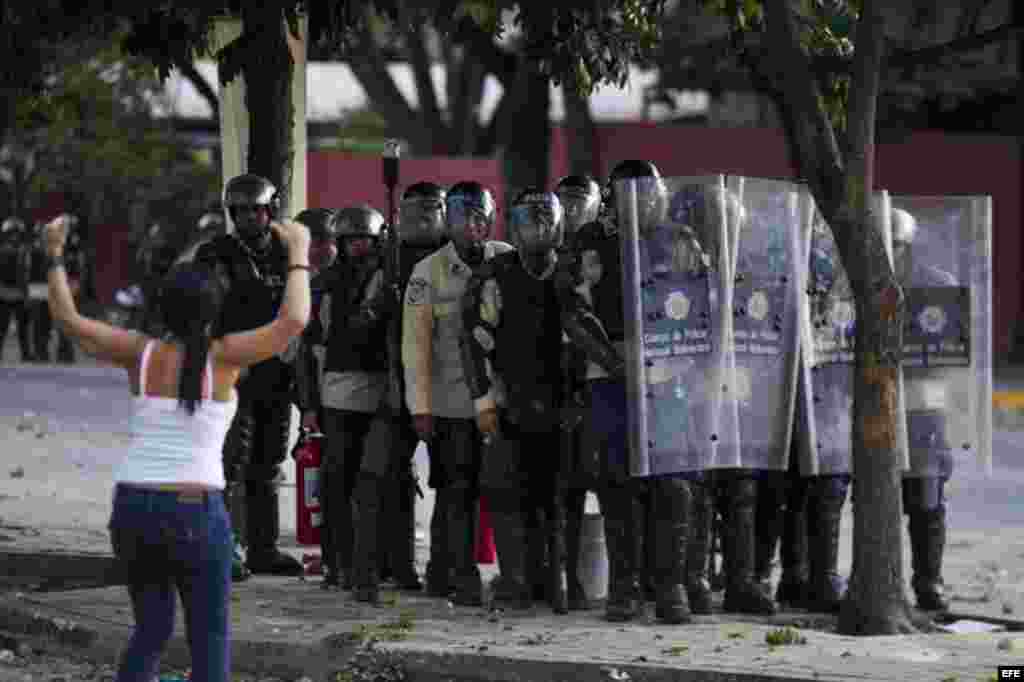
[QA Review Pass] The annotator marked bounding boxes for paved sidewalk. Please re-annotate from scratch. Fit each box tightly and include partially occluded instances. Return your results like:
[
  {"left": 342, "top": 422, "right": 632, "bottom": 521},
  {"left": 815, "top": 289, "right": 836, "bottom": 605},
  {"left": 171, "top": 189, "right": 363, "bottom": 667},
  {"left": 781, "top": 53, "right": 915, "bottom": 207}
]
[{"left": 1, "top": 579, "right": 1022, "bottom": 682}]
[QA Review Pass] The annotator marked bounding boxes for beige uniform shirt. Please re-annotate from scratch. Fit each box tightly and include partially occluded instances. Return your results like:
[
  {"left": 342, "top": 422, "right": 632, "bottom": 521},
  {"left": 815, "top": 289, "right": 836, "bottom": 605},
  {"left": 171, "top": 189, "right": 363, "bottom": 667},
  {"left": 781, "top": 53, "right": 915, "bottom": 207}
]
[{"left": 402, "top": 240, "right": 514, "bottom": 419}]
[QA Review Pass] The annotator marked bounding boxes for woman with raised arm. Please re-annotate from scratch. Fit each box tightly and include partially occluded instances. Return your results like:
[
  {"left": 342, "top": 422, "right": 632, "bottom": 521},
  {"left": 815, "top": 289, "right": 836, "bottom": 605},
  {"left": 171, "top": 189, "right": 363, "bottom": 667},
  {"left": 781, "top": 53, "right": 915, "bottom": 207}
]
[{"left": 42, "top": 213, "right": 311, "bottom": 682}]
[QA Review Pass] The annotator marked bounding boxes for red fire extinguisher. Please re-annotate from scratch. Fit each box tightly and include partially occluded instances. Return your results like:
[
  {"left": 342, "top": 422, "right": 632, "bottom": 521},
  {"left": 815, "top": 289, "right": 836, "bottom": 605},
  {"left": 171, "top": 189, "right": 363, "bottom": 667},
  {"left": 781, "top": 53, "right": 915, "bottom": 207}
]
[{"left": 293, "top": 428, "right": 324, "bottom": 547}]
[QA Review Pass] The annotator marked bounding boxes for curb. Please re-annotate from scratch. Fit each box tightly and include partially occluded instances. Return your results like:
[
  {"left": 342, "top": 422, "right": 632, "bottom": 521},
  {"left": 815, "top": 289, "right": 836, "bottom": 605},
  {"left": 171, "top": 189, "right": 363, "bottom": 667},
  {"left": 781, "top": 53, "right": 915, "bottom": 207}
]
[
  {"left": 0, "top": 594, "right": 840, "bottom": 682},
  {"left": 0, "top": 551, "right": 124, "bottom": 591}
]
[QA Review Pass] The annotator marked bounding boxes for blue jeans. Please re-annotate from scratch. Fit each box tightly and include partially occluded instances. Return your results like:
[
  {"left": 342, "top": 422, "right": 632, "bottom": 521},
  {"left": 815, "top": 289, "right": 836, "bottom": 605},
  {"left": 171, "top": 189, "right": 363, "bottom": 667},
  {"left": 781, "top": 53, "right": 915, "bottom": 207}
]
[{"left": 109, "top": 484, "right": 233, "bottom": 682}]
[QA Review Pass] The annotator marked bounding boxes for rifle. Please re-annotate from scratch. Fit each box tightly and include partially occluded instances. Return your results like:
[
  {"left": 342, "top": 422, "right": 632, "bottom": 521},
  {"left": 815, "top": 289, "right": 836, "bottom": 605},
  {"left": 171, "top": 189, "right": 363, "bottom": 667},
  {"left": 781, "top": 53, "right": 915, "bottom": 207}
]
[{"left": 382, "top": 140, "right": 403, "bottom": 412}]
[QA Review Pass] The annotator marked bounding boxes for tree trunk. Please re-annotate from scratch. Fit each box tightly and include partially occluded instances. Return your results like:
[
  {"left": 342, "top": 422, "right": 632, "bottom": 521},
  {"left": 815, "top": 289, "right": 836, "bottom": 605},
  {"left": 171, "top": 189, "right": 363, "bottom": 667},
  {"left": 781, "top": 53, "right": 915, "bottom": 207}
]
[
  {"left": 564, "top": 86, "right": 598, "bottom": 177},
  {"left": 496, "top": 65, "right": 551, "bottom": 201},
  {"left": 240, "top": 4, "right": 294, "bottom": 217},
  {"left": 835, "top": 0, "right": 915, "bottom": 636},
  {"left": 762, "top": 0, "right": 913, "bottom": 635}
]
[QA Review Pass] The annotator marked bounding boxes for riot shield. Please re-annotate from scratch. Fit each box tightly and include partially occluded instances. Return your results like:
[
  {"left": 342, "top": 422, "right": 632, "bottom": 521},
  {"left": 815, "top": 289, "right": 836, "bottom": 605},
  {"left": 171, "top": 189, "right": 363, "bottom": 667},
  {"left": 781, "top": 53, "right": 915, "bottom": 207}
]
[
  {"left": 794, "top": 190, "right": 855, "bottom": 476},
  {"left": 617, "top": 175, "right": 733, "bottom": 477},
  {"left": 892, "top": 195, "right": 992, "bottom": 478},
  {"left": 718, "top": 176, "right": 802, "bottom": 471}
]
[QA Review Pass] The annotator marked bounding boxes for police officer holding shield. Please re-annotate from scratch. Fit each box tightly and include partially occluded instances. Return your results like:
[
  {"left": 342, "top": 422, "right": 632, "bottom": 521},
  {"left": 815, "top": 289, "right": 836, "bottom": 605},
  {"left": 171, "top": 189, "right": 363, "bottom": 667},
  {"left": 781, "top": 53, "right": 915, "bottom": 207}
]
[
  {"left": 563, "top": 160, "right": 692, "bottom": 624},
  {"left": 758, "top": 206, "right": 854, "bottom": 613},
  {"left": 892, "top": 206, "right": 957, "bottom": 612}
]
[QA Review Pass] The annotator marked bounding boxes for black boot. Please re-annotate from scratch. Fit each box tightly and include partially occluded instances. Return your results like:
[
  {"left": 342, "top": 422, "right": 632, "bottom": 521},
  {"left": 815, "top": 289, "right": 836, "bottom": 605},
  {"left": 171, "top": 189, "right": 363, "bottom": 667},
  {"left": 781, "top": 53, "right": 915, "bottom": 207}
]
[
  {"left": 547, "top": 501, "right": 569, "bottom": 614},
  {"left": 909, "top": 508, "right": 950, "bottom": 611},
  {"left": 754, "top": 474, "right": 786, "bottom": 601},
  {"left": 651, "top": 478, "right": 692, "bottom": 624},
  {"left": 637, "top": 494, "right": 656, "bottom": 602},
  {"left": 488, "top": 490, "right": 532, "bottom": 609},
  {"left": 448, "top": 487, "right": 483, "bottom": 607},
  {"left": 526, "top": 506, "right": 550, "bottom": 603},
  {"left": 776, "top": 480, "right": 809, "bottom": 606},
  {"left": 599, "top": 485, "right": 640, "bottom": 622},
  {"left": 425, "top": 487, "right": 452, "bottom": 598},
  {"left": 804, "top": 476, "right": 847, "bottom": 612},
  {"left": 245, "top": 480, "right": 304, "bottom": 576},
  {"left": 320, "top": 446, "right": 353, "bottom": 589},
  {"left": 388, "top": 466, "right": 423, "bottom": 591},
  {"left": 564, "top": 488, "right": 591, "bottom": 611},
  {"left": 319, "top": 455, "right": 340, "bottom": 589},
  {"left": 351, "top": 473, "right": 383, "bottom": 604},
  {"left": 721, "top": 477, "right": 777, "bottom": 615},
  {"left": 223, "top": 482, "right": 250, "bottom": 583},
  {"left": 686, "top": 482, "right": 713, "bottom": 615}
]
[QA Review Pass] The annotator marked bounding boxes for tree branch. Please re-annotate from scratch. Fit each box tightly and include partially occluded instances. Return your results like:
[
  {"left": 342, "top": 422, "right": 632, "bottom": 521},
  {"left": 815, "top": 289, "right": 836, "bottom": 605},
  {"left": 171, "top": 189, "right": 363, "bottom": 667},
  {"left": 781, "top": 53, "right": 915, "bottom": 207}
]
[
  {"left": 453, "top": 20, "right": 518, "bottom": 86},
  {"left": 817, "top": 20, "right": 1023, "bottom": 75},
  {"left": 762, "top": 0, "right": 844, "bottom": 215},
  {"left": 448, "top": 48, "right": 486, "bottom": 155},
  {"left": 346, "top": 23, "right": 432, "bottom": 154},
  {"left": 661, "top": 18, "right": 1022, "bottom": 86},
  {"left": 404, "top": 20, "right": 450, "bottom": 153},
  {"left": 843, "top": 0, "right": 896, "bottom": 298},
  {"left": 174, "top": 58, "right": 219, "bottom": 120}
]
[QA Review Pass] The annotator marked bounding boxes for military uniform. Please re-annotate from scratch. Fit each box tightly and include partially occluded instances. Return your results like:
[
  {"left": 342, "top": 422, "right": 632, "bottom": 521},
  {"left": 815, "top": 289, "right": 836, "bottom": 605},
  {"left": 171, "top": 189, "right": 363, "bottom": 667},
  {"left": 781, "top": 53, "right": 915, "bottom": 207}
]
[
  {"left": 462, "top": 190, "right": 570, "bottom": 613},
  {"left": 403, "top": 239, "right": 513, "bottom": 605},
  {"left": 195, "top": 219, "right": 299, "bottom": 575}
]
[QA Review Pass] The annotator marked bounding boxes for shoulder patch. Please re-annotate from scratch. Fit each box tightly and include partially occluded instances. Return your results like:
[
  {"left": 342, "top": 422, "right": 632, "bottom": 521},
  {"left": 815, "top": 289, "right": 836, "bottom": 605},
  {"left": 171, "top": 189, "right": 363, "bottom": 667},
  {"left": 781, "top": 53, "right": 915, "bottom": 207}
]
[{"left": 405, "top": 276, "right": 431, "bottom": 305}]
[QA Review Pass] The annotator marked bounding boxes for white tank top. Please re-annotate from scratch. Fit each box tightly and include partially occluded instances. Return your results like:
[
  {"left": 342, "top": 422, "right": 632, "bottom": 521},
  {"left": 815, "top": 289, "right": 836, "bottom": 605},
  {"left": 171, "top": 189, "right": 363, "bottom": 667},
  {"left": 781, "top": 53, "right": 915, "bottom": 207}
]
[{"left": 114, "top": 340, "right": 238, "bottom": 489}]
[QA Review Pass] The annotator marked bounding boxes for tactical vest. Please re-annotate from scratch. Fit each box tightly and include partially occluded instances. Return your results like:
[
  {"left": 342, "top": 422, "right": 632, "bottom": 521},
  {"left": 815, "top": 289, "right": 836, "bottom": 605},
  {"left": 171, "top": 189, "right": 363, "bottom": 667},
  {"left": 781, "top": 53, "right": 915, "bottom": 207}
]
[
  {"left": 196, "top": 235, "right": 288, "bottom": 337},
  {"left": 323, "top": 262, "right": 389, "bottom": 374},
  {"left": 195, "top": 235, "right": 292, "bottom": 397},
  {"left": 487, "top": 252, "right": 565, "bottom": 421},
  {"left": 0, "top": 235, "right": 29, "bottom": 289}
]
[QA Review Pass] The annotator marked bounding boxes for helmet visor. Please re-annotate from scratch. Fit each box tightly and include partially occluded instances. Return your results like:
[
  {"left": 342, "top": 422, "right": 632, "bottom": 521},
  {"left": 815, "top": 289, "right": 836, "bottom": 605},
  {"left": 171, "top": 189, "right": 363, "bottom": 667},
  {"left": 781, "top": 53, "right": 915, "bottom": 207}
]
[{"left": 398, "top": 197, "right": 445, "bottom": 244}]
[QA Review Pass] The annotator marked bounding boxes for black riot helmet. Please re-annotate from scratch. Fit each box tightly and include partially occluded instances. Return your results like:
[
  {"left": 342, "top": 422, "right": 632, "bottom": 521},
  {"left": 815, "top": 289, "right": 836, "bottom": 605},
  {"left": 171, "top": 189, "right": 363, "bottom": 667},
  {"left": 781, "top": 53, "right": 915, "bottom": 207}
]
[
  {"left": 606, "top": 159, "right": 667, "bottom": 234},
  {"left": 398, "top": 181, "right": 447, "bottom": 247},
  {"left": 294, "top": 208, "right": 338, "bottom": 243},
  {"left": 508, "top": 188, "right": 564, "bottom": 254},
  {"left": 555, "top": 175, "right": 602, "bottom": 235},
  {"left": 445, "top": 181, "right": 496, "bottom": 265},
  {"left": 333, "top": 204, "right": 385, "bottom": 240},
  {"left": 223, "top": 173, "right": 280, "bottom": 248}
]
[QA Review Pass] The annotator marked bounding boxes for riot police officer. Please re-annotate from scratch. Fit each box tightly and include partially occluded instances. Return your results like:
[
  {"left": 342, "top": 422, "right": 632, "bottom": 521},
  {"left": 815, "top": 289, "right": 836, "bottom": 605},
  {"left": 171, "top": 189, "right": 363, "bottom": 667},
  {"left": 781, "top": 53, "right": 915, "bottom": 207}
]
[
  {"left": 562, "top": 160, "right": 692, "bottom": 624},
  {"left": 893, "top": 206, "right": 957, "bottom": 612},
  {"left": 462, "top": 189, "right": 570, "bottom": 613},
  {"left": 194, "top": 173, "right": 304, "bottom": 576},
  {"left": 402, "top": 181, "right": 513, "bottom": 607},
  {"left": 0, "top": 217, "right": 33, "bottom": 362},
  {"left": 553, "top": 174, "right": 603, "bottom": 610},
  {"left": 349, "top": 182, "right": 450, "bottom": 603},
  {"left": 314, "top": 204, "right": 393, "bottom": 592},
  {"left": 291, "top": 207, "right": 337, "bottom": 434},
  {"left": 757, "top": 210, "right": 853, "bottom": 613}
]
